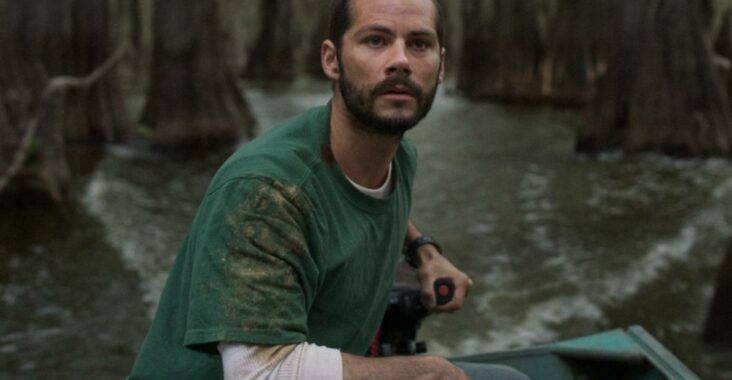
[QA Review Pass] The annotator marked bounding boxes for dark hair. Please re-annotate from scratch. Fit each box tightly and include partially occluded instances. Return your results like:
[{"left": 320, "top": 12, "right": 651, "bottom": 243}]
[{"left": 327, "top": 0, "right": 444, "bottom": 50}]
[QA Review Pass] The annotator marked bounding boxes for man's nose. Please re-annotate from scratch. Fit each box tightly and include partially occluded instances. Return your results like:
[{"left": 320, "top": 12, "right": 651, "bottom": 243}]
[{"left": 386, "top": 41, "right": 412, "bottom": 76}]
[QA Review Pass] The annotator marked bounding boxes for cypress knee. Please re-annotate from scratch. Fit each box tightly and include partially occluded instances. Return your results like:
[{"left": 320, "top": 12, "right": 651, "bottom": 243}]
[{"left": 703, "top": 241, "right": 732, "bottom": 346}]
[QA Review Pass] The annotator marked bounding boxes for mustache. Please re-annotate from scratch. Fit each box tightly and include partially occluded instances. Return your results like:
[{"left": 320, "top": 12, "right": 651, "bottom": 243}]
[{"left": 372, "top": 74, "right": 423, "bottom": 98}]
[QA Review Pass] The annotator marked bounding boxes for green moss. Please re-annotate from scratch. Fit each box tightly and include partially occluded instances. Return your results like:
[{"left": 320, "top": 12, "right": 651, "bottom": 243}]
[{"left": 27, "top": 136, "right": 40, "bottom": 160}]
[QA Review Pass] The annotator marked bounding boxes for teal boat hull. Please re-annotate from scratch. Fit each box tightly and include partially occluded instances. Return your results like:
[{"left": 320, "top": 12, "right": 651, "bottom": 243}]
[{"left": 451, "top": 326, "right": 699, "bottom": 380}]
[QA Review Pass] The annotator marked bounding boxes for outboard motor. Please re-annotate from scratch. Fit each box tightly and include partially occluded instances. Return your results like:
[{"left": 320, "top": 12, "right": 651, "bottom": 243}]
[{"left": 369, "top": 278, "right": 455, "bottom": 357}]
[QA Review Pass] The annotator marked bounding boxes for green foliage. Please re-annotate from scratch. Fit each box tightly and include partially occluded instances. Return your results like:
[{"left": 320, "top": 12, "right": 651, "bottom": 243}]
[
  {"left": 28, "top": 136, "right": 39, "bottom": 158},
  {"left": 137, "top": 126, "right": 154, "bottom": 139}
]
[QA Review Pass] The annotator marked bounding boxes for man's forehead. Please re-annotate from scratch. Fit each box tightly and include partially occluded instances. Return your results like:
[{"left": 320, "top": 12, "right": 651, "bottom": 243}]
[{"left": 349, "top": 0, "right": 438, "bottom": 32}]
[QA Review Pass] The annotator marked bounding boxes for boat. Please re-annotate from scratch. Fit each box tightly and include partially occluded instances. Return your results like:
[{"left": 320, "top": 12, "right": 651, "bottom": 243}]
[
  {"left": 376, "top": 282, "right": 701, "bottom": 379},
  {"left": 451, "top": 326, "right": 700, "bottom": 380}
]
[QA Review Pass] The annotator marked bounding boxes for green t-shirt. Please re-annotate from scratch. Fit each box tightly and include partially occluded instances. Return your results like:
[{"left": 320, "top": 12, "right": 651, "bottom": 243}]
[{"left": 129, "top": 104, "right": 417, "bottom": 379}]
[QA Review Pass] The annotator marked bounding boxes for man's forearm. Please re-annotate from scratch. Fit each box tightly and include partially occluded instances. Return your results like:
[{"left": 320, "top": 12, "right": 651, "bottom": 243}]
[
  {"left": 405, "top": 220, "right": 440, "bottom": 267},
  {"left": 405, "top": 219, "right": 422, "bottom": 243},
  {"left": 342, "top": 352, "right": 468, "bottom": 380}
]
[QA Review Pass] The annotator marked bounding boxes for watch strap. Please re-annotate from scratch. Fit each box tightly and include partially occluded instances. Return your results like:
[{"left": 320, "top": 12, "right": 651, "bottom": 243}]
[{"left": 404, "top": 235, "right": 442, "bottom": 268}]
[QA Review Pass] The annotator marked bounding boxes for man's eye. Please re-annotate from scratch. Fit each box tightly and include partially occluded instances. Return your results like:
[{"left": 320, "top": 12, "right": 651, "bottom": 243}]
[
  {"left": 409, "top": 39, "right": 430, "bottom": 50},
  {"left": 365, "top": 36, "right": 385, "bottom": 47}
]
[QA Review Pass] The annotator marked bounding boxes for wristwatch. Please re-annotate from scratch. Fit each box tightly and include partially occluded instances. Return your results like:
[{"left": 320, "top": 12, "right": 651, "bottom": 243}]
[{"left": 404, "top": 235, "right": 442, "bottom": 268}]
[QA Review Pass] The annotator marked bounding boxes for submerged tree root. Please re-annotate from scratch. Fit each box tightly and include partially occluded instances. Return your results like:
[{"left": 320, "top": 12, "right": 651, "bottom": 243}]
[{"left": 0, "top": 45, "right": 128, "bottom": 203}]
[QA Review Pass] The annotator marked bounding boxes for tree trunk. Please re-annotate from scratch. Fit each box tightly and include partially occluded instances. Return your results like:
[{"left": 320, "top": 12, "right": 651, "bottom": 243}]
[
  {"left": 242, "top": 0, "right": 296, "bottom": 80},
  {"left": 714, "top": 8, "right": 732, "bottom": 103},
  {"left": 579, "top": 0, "right": 732, "bottom": 156},
  {"left": 0, "top": 0, "right": 129, "bottom": 203},
  {"left": 18, "top": 0, "right": 132, "bottom": 144},
  {"left": 436, "top": 0, "right": 462, "bottom": 76},
  {"left": 303, "top": 0, "right": 330, "bottom": 78},
  {"left": 141, "top": 0, "right": 255, "bottom": 150},
  {"left": 457, "top": 0, "right": 544, "bottom": 101},
  {"left": 0, "top": 0, "right": 46, "bottom": 127},
  {"left": 703, "top": 240, "right": 732, "bottom": 346},
  {"left": 0, "top": 0, "right": 59, "bottom": 203},
  {"left": 0, "top": 48, "right": 128, "bottom": 204},
  {"left": 0, "top": 90, "right": 20, "bottom": 179},
  {"left": 541, "top": 0, "right": 619, "bottom": 103},
  {"left": 129, "top": 0, "right": 143, "bottom": 51}
]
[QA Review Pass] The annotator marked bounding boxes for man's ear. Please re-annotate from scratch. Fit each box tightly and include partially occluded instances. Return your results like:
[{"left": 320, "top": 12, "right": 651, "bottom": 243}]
[
  {"left": 438, "top": 47, "right": 446, "bottom": 84},
  {"left": 322, "top": 40, "right": 340, "bottom": 81}
]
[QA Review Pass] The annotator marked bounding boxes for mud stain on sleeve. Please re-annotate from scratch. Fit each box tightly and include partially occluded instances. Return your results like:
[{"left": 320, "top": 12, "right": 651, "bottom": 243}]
[{"left": 213, "top": 178, "right": 315, "bottom": 336}]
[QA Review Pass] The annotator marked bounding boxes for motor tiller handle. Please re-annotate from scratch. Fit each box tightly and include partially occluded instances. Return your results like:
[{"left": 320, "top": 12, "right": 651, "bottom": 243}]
[{"left": 434, "top": 277, "right": 455, "bottom": 306}]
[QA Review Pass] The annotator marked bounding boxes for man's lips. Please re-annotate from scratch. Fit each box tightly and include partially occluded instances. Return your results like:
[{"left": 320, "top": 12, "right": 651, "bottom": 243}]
[
  {"left": 381, "top": 85, "right": 414, "bottom": 96},
  {"left": 379, "top": 85, "right": 416, "bottom": 100}
]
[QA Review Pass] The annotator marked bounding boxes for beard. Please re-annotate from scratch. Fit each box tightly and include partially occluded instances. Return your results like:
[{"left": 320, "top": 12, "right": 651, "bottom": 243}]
[{"left": 338, "top": 68, "right": 439, "bottom": 137}]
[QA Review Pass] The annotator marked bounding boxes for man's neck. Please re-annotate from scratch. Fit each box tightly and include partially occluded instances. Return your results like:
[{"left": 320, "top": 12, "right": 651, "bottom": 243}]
[{"left": 329, "top": 96, "right": 401, "bottom": 189}]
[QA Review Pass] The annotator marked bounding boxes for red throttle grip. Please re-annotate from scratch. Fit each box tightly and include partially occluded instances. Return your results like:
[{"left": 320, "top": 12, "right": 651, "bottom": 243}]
[{"left": 434, "top": 277, "right": 455, "bottom": 306}]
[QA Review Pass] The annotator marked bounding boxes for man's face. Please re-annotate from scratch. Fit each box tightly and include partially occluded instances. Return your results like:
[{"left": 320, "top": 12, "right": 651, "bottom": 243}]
[{"left": 336, "top": 0, "right": 445, "bottom": 136}]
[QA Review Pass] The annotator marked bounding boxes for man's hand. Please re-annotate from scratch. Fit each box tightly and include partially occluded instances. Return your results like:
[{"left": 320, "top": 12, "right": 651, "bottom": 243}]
[
  {"left": 404, "top": 220, "right": 473, "bottom": 312},
  {"left": 414, "top": 244, "right": 473, "bottom": 312}
]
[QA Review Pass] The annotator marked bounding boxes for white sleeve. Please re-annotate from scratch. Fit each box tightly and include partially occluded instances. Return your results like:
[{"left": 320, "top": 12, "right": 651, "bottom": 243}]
[{"left": 218, "top": 341, "right": 343, "bottom": 380}]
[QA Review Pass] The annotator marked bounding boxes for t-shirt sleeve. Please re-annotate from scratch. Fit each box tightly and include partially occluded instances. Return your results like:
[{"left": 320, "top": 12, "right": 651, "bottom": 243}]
[{"left": 183, "top": 176, "right": 320, "bottom": 351}]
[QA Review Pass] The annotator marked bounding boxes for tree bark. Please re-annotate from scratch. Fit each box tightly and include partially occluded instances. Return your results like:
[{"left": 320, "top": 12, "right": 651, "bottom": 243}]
[
  {"left": 457, "top": 0, "right": 544, "bottom": 101},
  {"left": 141, "top": 0, "right": 255, "bottom": 150},
  {"left": 242, "top": 0, "right": 296, "bottom": 80},
  {"left": 703, "top": 240, "right": 732, "bottom": 346},
  {"left": 579, "top": 0, "right": 732, "bottom": 156}
]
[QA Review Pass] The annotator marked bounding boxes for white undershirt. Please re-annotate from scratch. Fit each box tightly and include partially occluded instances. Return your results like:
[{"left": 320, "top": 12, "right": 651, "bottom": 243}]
[
  {"left": 218, "top": 163, "right": 395, "bottom": 379},
  {"left": 345, "top": 162, "right": 393, "bottom": 200},
  {"left": 218, "top": 342, "right": 342, "bottom": 380}
]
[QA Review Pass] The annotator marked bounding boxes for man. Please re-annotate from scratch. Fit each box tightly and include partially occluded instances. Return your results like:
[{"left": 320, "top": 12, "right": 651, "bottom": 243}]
[{"left": 130, "top": 0, "right": 528, "bottom": 378}]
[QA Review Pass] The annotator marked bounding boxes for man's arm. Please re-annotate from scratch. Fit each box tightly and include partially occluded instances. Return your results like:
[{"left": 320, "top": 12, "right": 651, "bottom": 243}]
[
  {"left": 342, "top": 352, "right": 468, "bottom": 380},
  {"left": 219, "top": 342, "right": 468, "bottom": 380},
  {"left": 405, "top": 220, "right": 473, "bottom": 312},
  {"left": 220, "top": 342, "right": 343, "bottom": 380}
]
